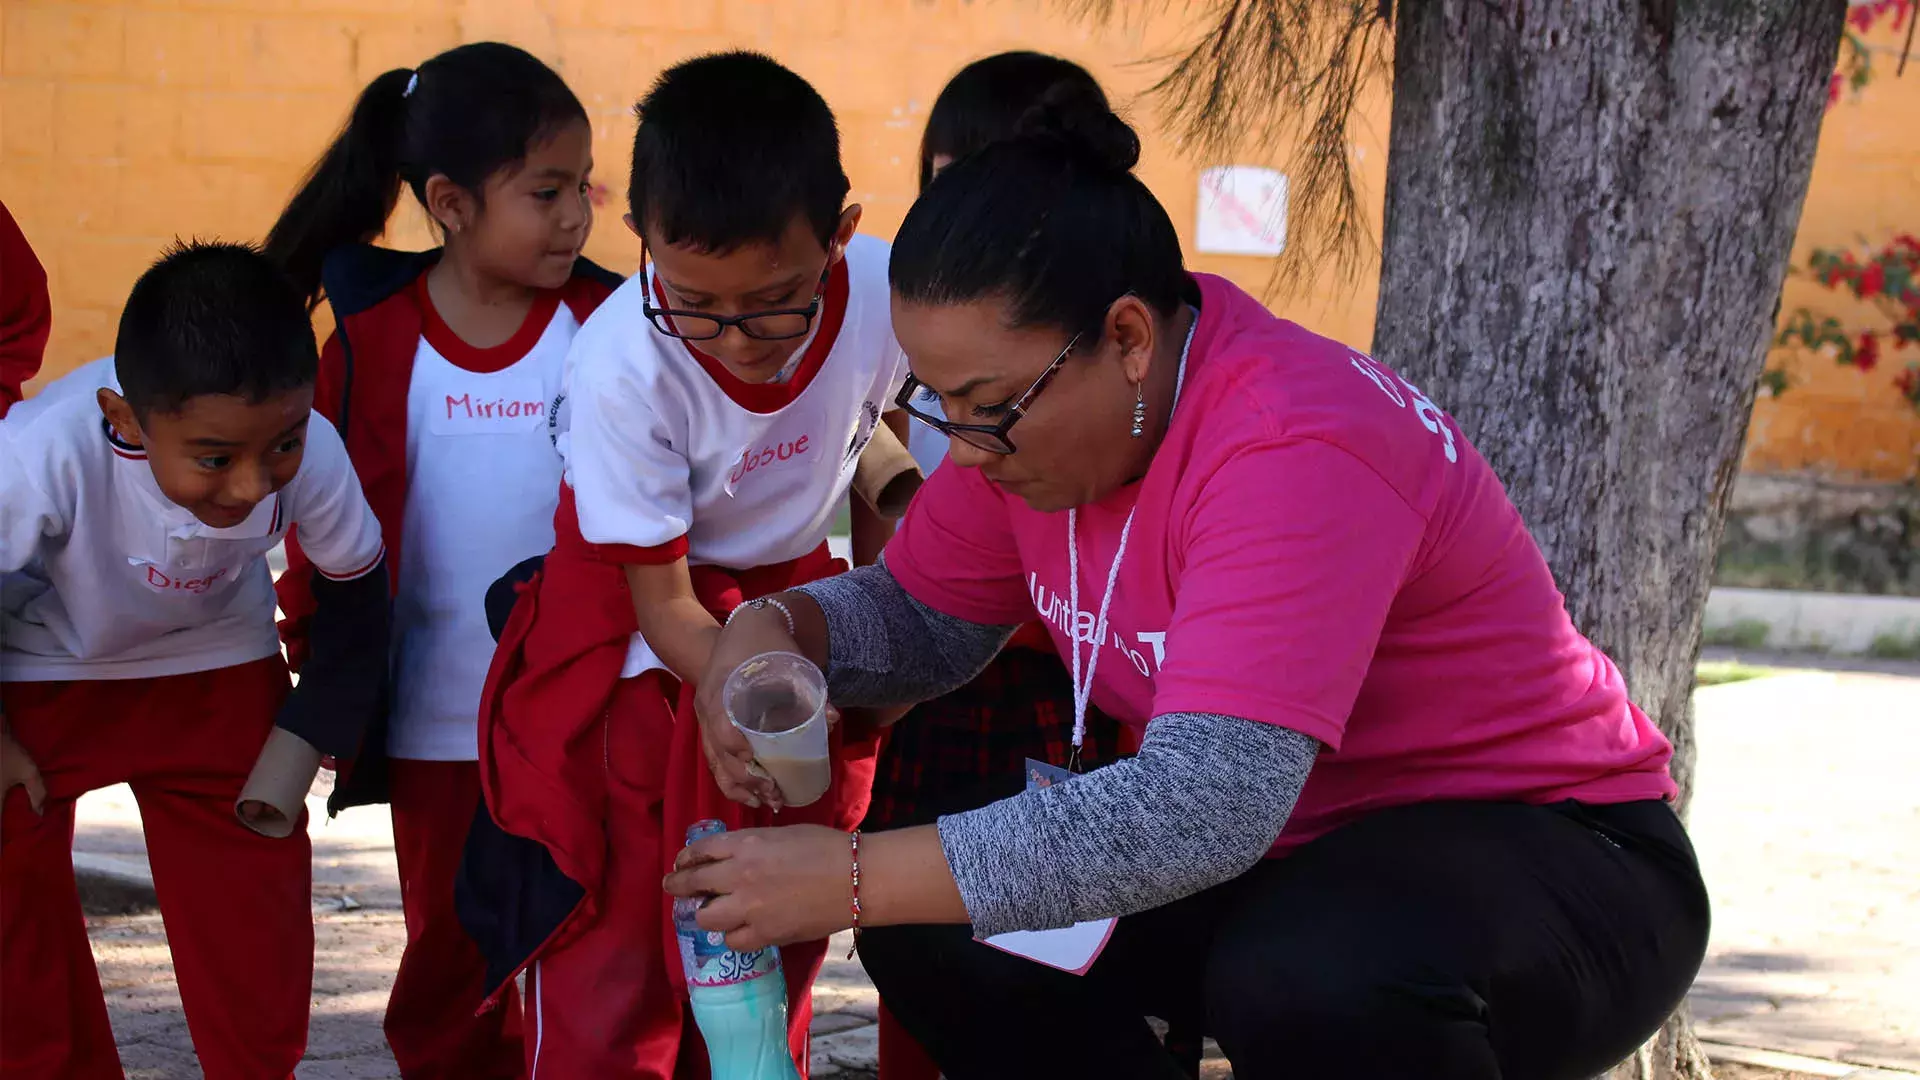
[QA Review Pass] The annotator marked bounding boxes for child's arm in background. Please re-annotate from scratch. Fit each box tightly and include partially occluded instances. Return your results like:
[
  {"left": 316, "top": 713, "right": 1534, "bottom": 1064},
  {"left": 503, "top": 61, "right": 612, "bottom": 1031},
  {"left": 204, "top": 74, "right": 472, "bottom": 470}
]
[
  {"left": 273, "top": 413, "right": 390, "bottom": 760},
  {"left": 842, "top": 412, "right": 920, "bottom": 733},
  {"left": 623, "top": 558, "right": 722, "bottom": 686},
  {"left": 849, "top": 494, "right": 890, "bottom": 569},
  {"left": 849, "top": 411, "right": 916, "bottom": 567},
  {"left": 275, "top": 327, "right": 351, "bottom": 672}
]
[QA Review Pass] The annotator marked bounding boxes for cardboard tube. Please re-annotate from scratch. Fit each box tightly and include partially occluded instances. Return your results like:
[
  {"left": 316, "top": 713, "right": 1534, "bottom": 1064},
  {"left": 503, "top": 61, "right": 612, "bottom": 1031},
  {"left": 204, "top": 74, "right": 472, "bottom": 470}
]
[
  {"left": 851, "top": 421, "right": 923, "bottom": 520},
  {"left": 235, "top": 727, "right": 322, "bottom": 838}
]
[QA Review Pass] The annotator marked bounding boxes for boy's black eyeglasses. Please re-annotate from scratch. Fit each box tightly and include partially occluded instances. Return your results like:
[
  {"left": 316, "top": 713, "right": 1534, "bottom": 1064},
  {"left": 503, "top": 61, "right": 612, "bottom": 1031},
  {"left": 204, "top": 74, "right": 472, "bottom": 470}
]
[
  {"left": 894, "top": 334, "right": 1081, "bottom": 456},
  {"left": 642, "top": 258, "right": 832, "bottom": 342}
]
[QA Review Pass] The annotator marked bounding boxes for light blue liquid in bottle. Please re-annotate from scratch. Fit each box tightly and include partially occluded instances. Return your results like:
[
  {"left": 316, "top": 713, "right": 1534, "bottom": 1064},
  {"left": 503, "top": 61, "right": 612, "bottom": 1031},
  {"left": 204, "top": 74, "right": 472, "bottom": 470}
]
[{"left": 673, "top": 820, "right": 802, "bottom": 1080}]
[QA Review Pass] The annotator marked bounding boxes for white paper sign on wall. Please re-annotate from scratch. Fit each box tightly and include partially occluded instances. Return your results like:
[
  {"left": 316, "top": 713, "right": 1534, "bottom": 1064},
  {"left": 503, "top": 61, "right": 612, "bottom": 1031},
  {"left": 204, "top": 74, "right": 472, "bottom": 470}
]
[{"left": 1195, "top": 165, "right": 1289, "bottom": 257}]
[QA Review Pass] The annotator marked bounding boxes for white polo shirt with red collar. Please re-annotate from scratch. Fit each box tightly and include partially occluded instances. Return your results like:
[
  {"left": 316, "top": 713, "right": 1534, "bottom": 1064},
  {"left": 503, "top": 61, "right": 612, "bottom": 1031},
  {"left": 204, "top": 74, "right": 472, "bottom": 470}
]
[
  {"left": 561, "top": 232, "right": 908, "bottom": 678},
  {"left": 0, "top": 375, "right": 384, "bottom": 683},
  {"left": 387, "top": 280, "right": 581, "bottom": 760},
  {"left": 0, "top": 355, "right": 117, "bottom": 428}
]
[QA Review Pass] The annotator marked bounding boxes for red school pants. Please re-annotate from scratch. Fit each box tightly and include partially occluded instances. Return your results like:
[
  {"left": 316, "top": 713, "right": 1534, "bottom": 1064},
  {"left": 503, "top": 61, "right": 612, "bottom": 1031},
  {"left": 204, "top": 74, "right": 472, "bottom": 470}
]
[
  {"left": 0, "top": 656, "right": 312, "bottom": 1080},
  {"left": 386, "top": 758, "right": 526, "bottom": 1079},
  {"left": 522, "top": 671, "right": 829, "bottom": 1080}
]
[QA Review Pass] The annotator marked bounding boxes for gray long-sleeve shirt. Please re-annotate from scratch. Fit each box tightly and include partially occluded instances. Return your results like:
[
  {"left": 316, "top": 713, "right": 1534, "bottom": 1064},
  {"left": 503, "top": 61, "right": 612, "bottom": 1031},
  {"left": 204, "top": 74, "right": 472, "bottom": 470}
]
[{"left": 794, "top": 561, "right": 1319, "bottom": 938}]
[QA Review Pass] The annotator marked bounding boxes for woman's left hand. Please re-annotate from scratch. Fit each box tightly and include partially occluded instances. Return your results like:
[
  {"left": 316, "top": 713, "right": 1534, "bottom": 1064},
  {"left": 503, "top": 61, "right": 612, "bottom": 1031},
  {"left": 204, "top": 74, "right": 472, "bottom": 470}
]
[{"left": 664, "top": 825, "right": 855, "bottom": 952}]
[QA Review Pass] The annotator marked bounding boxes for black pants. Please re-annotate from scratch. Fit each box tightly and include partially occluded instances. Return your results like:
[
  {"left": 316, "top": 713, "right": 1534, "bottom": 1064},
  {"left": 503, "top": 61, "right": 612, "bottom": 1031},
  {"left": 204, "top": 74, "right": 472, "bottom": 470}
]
[{"left": 860, "top": 799, "right": 1709, "bottom": 1080}]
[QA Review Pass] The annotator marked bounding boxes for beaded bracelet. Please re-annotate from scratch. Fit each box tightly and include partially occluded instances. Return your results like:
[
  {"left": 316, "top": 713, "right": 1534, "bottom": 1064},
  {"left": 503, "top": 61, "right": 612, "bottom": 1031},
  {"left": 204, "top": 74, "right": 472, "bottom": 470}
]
[
  {"left": 725, "top": 595, "right": 798, "bottom": 639},
  {"left": 847, "top": 829, "right": 863, "bottom": 959}
]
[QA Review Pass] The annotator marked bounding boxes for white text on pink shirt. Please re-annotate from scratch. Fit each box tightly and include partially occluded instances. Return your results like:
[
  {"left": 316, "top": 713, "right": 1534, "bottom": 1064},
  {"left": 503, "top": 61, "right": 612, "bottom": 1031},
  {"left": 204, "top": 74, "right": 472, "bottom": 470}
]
[{"left": 1028, "top": 571, "right": 1166, "bottom": 678}]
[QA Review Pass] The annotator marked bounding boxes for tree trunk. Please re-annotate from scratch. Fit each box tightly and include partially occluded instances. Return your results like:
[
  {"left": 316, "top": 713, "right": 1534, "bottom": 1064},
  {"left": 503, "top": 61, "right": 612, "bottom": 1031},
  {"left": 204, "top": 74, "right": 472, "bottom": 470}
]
[{"left": 1371, "top": 1, "right": 1846, "bottom": 1077}]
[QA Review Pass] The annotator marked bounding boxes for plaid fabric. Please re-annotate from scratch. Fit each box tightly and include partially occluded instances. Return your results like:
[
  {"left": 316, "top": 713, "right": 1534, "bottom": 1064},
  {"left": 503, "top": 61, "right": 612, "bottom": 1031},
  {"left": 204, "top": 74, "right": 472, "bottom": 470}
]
[{"left": 863, "top": 645, "right": 1129, "bottom": 831}]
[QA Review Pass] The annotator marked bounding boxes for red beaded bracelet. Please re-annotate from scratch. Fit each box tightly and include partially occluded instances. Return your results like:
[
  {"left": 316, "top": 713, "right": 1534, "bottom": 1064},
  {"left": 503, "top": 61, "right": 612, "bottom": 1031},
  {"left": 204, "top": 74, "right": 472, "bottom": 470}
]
[{"left": 847, "top": 829, "right": 863, "bottom": 959}]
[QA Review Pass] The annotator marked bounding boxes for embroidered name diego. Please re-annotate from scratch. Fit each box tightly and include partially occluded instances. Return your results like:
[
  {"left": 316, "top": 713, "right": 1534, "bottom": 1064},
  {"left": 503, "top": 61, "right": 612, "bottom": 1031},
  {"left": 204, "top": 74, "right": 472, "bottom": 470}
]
[{"left": 141, "top": 565, "right": 229, "bottom": 595}]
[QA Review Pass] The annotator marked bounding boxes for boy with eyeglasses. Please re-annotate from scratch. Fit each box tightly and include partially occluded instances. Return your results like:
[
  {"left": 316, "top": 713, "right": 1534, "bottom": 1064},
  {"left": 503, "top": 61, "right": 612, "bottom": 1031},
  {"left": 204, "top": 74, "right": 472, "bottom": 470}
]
[{"left": 463, "top": 51, "right": 907, "bottom": 1078}]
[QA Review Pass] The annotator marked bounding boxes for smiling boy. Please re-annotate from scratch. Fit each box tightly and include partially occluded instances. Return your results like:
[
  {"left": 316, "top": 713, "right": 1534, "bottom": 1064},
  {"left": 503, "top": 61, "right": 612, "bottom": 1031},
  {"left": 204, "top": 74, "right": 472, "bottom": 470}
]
[{"left": 0, "top": 241, "right": 389, "bottom": 1080}]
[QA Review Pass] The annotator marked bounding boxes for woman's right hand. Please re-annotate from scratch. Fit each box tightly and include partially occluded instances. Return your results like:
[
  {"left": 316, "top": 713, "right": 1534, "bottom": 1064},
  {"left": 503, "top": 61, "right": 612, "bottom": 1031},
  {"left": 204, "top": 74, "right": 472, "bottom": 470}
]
[{"left": 695, "top": 603, "right": 799, "bottom": 809}]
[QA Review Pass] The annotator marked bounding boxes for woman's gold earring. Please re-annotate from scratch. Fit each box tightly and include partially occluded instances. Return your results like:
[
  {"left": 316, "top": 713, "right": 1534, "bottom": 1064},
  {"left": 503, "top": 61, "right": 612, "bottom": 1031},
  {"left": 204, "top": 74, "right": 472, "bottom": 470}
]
[{"left": 1130, "top": 385, "right": 1147, "bottom": 438}]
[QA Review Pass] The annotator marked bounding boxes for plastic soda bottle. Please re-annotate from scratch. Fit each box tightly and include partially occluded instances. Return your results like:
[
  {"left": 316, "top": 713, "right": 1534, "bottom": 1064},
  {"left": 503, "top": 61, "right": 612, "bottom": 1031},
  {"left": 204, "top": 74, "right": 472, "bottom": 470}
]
[{"left": 672, "top": 819, "right": 802, "bottom": 1079}]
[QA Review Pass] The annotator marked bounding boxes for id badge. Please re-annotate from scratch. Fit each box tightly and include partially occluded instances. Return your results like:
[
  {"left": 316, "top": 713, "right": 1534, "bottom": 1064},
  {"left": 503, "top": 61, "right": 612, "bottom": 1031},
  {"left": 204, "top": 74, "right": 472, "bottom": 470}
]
[
  {"left": 977, "top": 758, "right": 1120, "bottom": 976},
  {"left": 1024, "top": 758, "right": 1074, "bottom": 790}
]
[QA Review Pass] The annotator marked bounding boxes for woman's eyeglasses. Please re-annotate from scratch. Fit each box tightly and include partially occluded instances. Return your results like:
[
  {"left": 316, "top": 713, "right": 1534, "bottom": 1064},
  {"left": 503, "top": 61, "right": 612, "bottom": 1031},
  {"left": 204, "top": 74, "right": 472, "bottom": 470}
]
[{"left": 894, "top": 334, "right": 1081, "bottom": 456}]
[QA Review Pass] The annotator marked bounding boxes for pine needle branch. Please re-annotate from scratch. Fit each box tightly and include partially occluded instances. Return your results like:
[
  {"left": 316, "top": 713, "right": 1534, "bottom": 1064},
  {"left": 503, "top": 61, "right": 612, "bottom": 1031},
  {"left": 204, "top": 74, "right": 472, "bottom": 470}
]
[{"left": 1069, "top": 0, "right": 1393, "bottom": 295}]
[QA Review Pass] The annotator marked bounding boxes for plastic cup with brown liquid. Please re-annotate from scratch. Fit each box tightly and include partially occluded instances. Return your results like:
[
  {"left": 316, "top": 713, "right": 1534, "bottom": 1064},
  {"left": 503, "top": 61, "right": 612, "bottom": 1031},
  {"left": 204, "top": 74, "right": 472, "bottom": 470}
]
[{"left": 722, "top": 651, "right": 831, "bottom": 808}]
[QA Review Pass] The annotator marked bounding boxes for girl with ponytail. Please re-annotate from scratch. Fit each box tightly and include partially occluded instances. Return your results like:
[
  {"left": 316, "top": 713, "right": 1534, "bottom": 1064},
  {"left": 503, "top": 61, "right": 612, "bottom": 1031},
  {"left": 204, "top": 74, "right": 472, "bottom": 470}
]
[{"left": 266, "top": 42, "right": 621, "bottom": 1080}]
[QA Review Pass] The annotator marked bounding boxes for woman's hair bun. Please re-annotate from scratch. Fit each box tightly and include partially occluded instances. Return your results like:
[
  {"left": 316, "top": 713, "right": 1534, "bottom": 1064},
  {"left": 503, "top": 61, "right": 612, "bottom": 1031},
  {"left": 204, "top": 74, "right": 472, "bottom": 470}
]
[{"left": 1013, "top": 84, "right": 1141, "bottom": 174}]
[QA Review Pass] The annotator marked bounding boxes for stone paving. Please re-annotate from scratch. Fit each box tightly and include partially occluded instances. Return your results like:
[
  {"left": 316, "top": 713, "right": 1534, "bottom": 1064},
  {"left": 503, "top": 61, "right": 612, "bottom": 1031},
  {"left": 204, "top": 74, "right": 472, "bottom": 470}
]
[
  {"left": 92, "top": 907, "right": 887, "bottom": 1078},
  {"left": 76, "top": 778, "right": 889, "bottom": 1079},
  {"left": 67, "top": 665, "right": 1920, "bottom": 1078},
  {"left": 1687, "top": 669, "right": 1920, "bottom": 1073}
]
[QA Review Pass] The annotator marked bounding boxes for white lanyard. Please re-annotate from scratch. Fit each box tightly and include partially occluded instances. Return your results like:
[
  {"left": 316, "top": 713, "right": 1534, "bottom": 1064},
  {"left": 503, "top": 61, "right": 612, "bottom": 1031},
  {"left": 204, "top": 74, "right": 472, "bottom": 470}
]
[{"left": 1064, "top": 312, "right": 1197, "bottom": 767}]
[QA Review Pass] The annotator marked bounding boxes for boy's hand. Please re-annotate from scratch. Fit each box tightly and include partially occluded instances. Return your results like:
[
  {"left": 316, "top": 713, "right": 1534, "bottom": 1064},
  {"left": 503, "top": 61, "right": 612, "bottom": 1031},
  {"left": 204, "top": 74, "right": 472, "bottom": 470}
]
[
  {"left": 236, "top": 799, "right": 287, "bottom": 833},
  {"left": 695, "top": 605, "right": 800, "bottom": 810},
  {"left": 0, "top": 726, "right": 48, "bottom": 829}
]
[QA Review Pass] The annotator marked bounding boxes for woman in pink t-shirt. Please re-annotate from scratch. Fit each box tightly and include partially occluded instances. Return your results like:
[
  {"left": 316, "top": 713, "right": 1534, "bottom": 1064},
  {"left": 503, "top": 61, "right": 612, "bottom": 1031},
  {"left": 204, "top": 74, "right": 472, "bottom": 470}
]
[{"left": 667, "top": 102, "right": 1708, "bottom": 1080}]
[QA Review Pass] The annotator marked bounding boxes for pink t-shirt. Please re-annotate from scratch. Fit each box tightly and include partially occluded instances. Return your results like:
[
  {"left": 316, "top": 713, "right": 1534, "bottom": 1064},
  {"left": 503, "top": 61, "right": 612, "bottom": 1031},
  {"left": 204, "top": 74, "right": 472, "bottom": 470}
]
[{"left": 887, "top": 273, "right": 1677, "bottom": 855}]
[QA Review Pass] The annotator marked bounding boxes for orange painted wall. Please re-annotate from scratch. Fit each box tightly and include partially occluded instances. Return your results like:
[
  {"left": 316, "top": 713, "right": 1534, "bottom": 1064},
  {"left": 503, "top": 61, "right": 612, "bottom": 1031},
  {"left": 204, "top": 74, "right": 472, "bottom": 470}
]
[
  {"left": 1, "top": 0, "right": 1383, "bottom": 382},
  {"left": 2, "top": 1, "right": 1911, "bottom": 480},
  {"left": 1744, "top": 16, "right": 1920, "bottom": 483}
]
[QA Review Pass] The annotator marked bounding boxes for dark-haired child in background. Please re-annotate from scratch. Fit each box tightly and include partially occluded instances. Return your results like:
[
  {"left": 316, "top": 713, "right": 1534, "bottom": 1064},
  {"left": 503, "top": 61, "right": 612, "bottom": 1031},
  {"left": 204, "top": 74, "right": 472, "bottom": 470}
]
[
  {"left": 467, "top": 51, "right": 906, "bottom": 1078},
  {"left": 1, "top": 242, "right": 390, "bottom": 1080},
  {"left": 265, "top": 42, "right": 617, "bottom": 1080}
]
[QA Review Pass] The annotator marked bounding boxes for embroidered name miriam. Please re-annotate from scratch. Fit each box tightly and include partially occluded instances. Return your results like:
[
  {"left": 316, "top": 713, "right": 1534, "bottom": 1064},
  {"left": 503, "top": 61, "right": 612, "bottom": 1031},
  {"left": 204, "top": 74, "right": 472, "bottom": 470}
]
[{"left": 445, "top": 393, "right": 544, "bottom": 420}]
